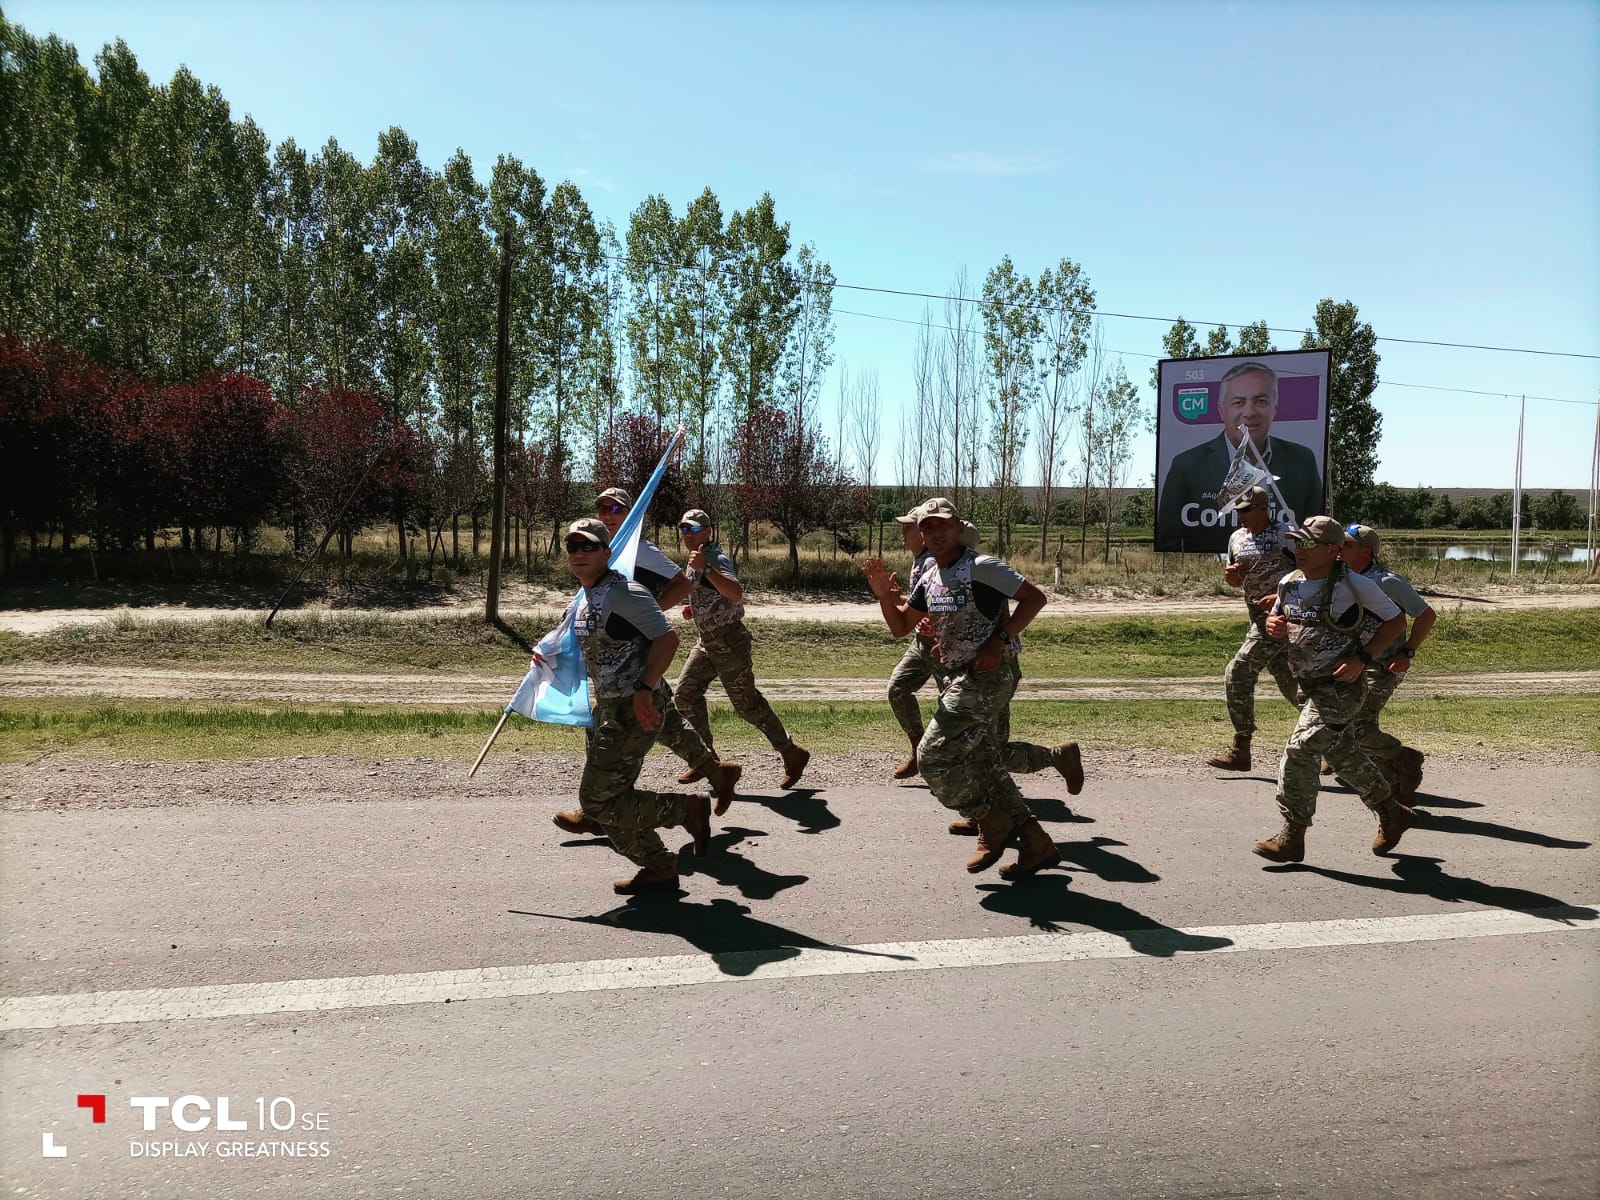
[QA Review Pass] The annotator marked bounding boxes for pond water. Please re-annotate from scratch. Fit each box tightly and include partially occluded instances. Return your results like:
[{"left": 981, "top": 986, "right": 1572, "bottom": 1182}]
[{"left": 1391, "top": 542, "right": 1595, "bottom": 563}]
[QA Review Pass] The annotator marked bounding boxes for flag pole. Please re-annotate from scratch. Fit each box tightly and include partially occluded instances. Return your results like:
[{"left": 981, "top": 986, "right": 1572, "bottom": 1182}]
[{"left": 468, "top": 711, "right": 511, "bottom": 778}]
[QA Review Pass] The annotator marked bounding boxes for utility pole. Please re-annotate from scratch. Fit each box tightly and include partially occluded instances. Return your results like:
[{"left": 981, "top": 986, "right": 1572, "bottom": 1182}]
[
  {"left": 1510, "top": 395, "right": 1525, "bottom": 577},
  {"left": 1587, "top": 389, "right": 1599, "bottom": 578},
  {"left": 486, "top": 227, "right": 511, "bottom": 623}
]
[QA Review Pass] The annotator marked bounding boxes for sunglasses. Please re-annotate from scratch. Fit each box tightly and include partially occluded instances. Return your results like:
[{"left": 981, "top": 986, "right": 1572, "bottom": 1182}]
[
  {"left": 597, "top": 503, "right": 626, "bottom": 515},
  {"left": 565, "top": 537, "right": 603, "bottom": 553},
  {"left": 679, "top": 522, "right": 704, "bottom": 533}
]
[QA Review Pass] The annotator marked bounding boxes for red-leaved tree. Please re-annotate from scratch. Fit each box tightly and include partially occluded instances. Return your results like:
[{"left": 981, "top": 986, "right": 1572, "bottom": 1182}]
[
  {"left": 733, "top": 402, "right": 857, "bottom": 577},
  {"left": 279, "top": 385, "right": 414, "bottom": 558},
  {"left": 592, "top": 411, "right": 687, "bottom": 537}
]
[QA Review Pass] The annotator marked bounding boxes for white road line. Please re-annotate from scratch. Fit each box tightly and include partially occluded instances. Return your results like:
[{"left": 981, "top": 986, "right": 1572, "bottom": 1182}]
[{"left": 4, "top": 904, "right": 1594, "bottom": 1032}]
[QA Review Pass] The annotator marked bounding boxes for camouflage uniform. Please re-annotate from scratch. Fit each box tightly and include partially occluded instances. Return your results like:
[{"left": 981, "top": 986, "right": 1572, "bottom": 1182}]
[
  {"left": 1271, "top": 566, "right": 1402, "bottom": 826},
  {"left": 573, "top": 569, "right": 718, "bottom": 870},
  {"left": 673, "top": 541, "right": 791, "bottom": 751},
  {"left": 887, "top": 549, "right": 944, "bottom": 742},
  {"left": 1350, "top": 562, "right": 1430, "bottom": 766},
  {"left": 910, "top": 547, "right": 1033, "bottom": 822},
  {"left": 1222, "top": 519, "right": 1299, "bottom": 734}
]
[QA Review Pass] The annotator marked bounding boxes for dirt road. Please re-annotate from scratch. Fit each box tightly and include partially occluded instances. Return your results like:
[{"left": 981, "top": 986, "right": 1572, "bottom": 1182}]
[
  {"left": 1, "top": 663, "right": 1594, "bottom": 705},
  {"left": 2, "top": 584, "right": 1595, "bottom": 634}
]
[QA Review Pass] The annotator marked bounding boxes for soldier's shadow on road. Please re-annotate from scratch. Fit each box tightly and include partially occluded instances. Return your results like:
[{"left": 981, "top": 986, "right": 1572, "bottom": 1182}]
[
  {"left": 1055, "top": 836, "right": 1160, "bottom": 883},
  {"left": 974, "top": 877, "right": 1232, "bottom": 957},
  {"left": 510, "top": 896, "right": 912, "bottom": 977},
  {"left": 1409, "top": 808, "right": 1589, "bottom": 849},
  {"left": 676, "top": 826, "right": 809, "bottom": 900},
  {"left": 1274, "top": 856, "right": 1598, "bottom": 924},
  {"left": 743, "top": 787, "right": 839, "bottom": 834},
  {"left": 1026, "top": 796, "right": 1095, "bottom": 825}
]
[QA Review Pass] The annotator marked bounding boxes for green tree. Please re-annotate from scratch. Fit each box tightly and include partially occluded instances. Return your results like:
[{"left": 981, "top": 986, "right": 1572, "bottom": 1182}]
[
  {"left": 981, "top": 255, "right": 1041, "bottom": 555},
  {"left": 308, "top": 138, "right": 378, "bottom": 391},
  {"left": 1032, "top": 257, "right": 1094, "bottom": 563},
  {"left": 721, "top": 193, "right": 796, "bottom": 424},
  {"left": 1301, "top": 298, "right": 1380, "bottom": 513},
  {"left": 625, "top": 193, "right": 681, "bottom": 419},
  {"left": 1532, "top": 488, "right": 1580, "bottom": 530},
  {"left": 1092, "top": 360, "right": 1151, "bottom": 559},
  {"left": 259, "top": 138, "right": 317, "bottom": 404},
  {"left": 675, "top": 187, "right": 726, "bottom": 483}
]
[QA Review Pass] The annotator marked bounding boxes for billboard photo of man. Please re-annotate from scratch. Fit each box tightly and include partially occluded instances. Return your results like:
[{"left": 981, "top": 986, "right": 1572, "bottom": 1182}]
[{"left": 1154, "top": 350, "right": 1330, "bottom": 553}]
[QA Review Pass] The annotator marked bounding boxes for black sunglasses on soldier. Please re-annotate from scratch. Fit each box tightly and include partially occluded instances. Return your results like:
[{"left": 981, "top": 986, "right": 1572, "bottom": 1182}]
[{"left": 565, "top": 537, "right": 603, "bottom": 553}]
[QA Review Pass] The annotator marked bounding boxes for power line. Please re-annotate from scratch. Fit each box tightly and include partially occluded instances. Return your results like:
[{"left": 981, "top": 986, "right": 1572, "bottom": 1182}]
[
  {"left": 600, "top": 249, "right": 1600, "bottom": 362},
  {"left": 832, "top": 306, "right": 1599, "bottom": 408}
]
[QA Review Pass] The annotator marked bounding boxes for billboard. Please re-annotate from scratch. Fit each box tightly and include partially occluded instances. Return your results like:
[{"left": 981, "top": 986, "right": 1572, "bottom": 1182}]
[{"left": 1153, "top": 348, "right": 1331, "bottom": 553}]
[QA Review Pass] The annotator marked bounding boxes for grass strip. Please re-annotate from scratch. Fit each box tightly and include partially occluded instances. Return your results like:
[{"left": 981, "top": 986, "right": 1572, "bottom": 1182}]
[
  {"left": 2, "top": 695, "right": 1594, "bottom": 763},
  {"left": 2, "top": 607, "right": 1596, "bottom": 679}
]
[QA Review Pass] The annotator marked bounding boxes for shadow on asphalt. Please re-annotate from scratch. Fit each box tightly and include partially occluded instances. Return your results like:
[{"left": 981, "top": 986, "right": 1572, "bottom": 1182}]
[
  {"left": 1278, "top": 856, "right": 1599, "bottom": 923},
  {"left": 510, "top": 895, "right": 912, "bottom": 976},
  {"left": 676, "top": 826, "right": 809, "bottom": 900},
  {"left": 1026, "top": 796, "right": 1095, "bottom": 824},
  {"left": 1055, "top": 836, "right": 1160, "bottom": 883},
  {"left": 743, "top": 787, "right": 840, "bottom": 834},
  {"left": 1410, "top": 809, "right": 1590, "bottom": 850},
  {"left": 974, "top": 876, "right": 1233, "bottom": 956},
  {"left": 1405, "top": 791, "right": 1482, "bottom": 809}
]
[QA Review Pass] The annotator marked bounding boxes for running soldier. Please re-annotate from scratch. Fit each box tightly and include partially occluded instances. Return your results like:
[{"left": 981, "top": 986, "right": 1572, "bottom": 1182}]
[
  {"left": 568, "top": 485, "right": 739, "bottom": 798},
  {"left": 1206, "top": 486, "right": 1299, "bottom": 771},
  {"left": 1252, "top": 516, "right": 1415, "bottom": 863},
  {"left": 885, "top": 506, "right": 941, "bottom": 778},
  {"left": 539, "top": 519, "right": 727, "bottom": 894},
  {"left": 1341, "top": 523, "right": 1435, "bottom": 803},
  {"left": 864, "top": 498, "right": 1070, "bottom": 879},
  {"left": 595, "top": 486, "right": 692, "bottom": 608},
  {"left": 888, "top": 517, "right": 1077, "bottom": 799},
  {"left": 671, "top": 508, "right": 810, "bottom": 797}
]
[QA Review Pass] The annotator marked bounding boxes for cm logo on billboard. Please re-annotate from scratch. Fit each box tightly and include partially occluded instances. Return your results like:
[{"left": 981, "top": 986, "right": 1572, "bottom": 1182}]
[{"left": 1176, "top": 386, "right": 1208, "bottom": 419}]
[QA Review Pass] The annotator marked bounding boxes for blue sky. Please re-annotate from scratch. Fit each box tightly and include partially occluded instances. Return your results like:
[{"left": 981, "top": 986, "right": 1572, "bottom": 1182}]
[{"left": 15, "top": 0, "right": 1600, "bottom": 490}]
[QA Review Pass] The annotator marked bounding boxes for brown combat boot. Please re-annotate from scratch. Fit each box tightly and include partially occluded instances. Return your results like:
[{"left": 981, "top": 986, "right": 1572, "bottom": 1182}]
[
  {"left": 966, "top": 808, "right": 1019, "bottom": 874},
  {"left": 681, "top": 792, "right": 711, "bottom": 856},
  {"left": 1372, "top": 799, "right": 1416, "bottom": 855},
  {"left": 1052, "top": 742, "right": 1085, "bottom": 795},
  {"left": 613, "top": 865, "right": 680, "bottom": 895},
  {"left": 1205, "top": 734, "right": 1251, "bottom": 771},
  {"left": 707, "top": 760, "right": 742, "bottom": 816},
  {"left": 893, "top": 751, "right": 919, "bottom": 780},
  {"left": 999, "top": 819, "right": 1061, "bottom": 880},
  {"left": 779, "top": 741, "right": 811, "bottom": 789},
  {"left": 947, "top": 817, "right": 979, "bottom": 836},
  {"left": 677, "top": 764, "right": 706, "bottom": 785},
  {"left": 1252, "top": 820, "right": 1308, "bottom": 863},
  {"left": 1401, "top": 747, "right": 1426, "bottom": 791},
  {"left": 552, "top": 810, "right": 604, "bottom": 835}
]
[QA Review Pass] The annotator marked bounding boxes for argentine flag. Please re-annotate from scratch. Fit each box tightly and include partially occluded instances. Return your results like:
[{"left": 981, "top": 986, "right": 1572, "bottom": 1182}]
[{"left": 503, "top": 427, "right": 684, "bottom": 728}]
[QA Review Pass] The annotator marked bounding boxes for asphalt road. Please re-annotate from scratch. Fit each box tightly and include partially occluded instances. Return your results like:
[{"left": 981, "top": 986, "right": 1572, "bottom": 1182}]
[{"left": 2, "top": 757, "right": 1596, "bottom": 1199}]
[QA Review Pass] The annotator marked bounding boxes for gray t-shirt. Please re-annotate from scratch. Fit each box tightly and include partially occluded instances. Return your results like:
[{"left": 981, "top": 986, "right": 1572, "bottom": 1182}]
[
  {"left": 1274, "top": 567, "right": 1401, "bottom": 679},
  {"left": 687, "top": 542, "right": 745, "bottom": 637},
  {"left": 574, "top": 569, "right": 672, "bottom": 700},
  {"left": 632, "top": 538, "right": 683, "bottom": 601},
  {"left": 1228, "top": 520, "right": 1295, "bottom": 616},
  {"left": 1357, "top": 562, "right": 1430, "bottom": 656},
  {"left": 907, "top": 548, "right": 1025, "bottom": 670}
]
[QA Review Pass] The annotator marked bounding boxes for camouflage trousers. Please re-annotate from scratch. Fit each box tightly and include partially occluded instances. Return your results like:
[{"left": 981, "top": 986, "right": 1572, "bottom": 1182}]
[
  {"left": 1276, "top": 677, "right": 1393, "bottom": 828},
  {"left": 918, "top": 657, "right": 1033, "bottom": 823},
  {"left": 994, "top": 659, "right": 1058, "bottom": 775},
  {"left": 888, "top": 634, "right": 944, "bottom": 743},
  {"left": 1354, "top": 660, "right": 1407, "bottom": 765},
  {"left": 674, "top": 622, "right": 790, "bottom": 751},
  {"left": 579, "top": 682, "right": 717, "bottom": 870},
  {"left": 1224, "top": 621, "right": 1300, "bottom": 735}
]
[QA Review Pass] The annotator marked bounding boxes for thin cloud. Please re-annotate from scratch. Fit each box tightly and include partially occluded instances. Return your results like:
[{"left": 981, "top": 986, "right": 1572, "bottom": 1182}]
[
  {"left": 563, "top": 166, "right": 619, "bottom": 194},
  {"left": 922, "top": 150, "right": 1062, "bottom": 177}
]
